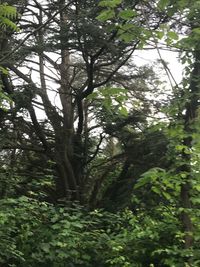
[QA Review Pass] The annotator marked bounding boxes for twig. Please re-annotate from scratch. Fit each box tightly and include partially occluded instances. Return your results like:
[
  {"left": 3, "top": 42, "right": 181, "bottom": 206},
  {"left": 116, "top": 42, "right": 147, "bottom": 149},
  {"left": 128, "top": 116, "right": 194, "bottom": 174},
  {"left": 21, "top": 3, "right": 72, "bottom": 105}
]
[{"left": 0, "top": 1, "right": 74, "bottom": 63}]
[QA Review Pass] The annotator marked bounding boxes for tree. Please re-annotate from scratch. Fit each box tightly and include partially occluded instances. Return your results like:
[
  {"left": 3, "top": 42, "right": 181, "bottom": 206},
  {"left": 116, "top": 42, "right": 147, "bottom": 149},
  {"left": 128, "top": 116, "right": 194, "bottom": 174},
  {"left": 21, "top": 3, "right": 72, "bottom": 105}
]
[
  {"left": 97, "top": 0, "right": 200, "bottom": 260},
  {"left": 0, "top": 2, "right": 18, "bottom": 106},
  {"left": 0, "top": 0, "right": 167, "bottom": 203},
  {"left": 156, "top": 0, "right": 200, "bottom": 251},
  {"left": 2, "top": 1, "right": 200, "bottom": 266}
]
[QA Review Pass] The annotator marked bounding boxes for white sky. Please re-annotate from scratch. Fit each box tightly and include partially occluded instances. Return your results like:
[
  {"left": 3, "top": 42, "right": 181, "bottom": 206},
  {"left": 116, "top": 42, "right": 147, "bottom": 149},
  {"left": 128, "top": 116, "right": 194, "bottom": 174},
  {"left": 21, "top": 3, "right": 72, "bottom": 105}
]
[
  {"left": 31, "top": 48, "right": 183, "bottom": 121},
  {"left": 134, "top": 49, "right": 183, "bottom": 85}
]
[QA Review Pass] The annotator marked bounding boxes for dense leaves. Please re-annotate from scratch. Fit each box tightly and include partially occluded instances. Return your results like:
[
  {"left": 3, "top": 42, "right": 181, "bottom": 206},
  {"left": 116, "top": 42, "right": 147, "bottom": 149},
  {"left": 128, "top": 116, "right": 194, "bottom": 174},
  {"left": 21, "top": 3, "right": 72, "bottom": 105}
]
[
  {"left": 1, "top": 197, "right": 199, "bottom": 267},
  {"left": 1, "top": 0, "right": 200, "bottom": 266}
]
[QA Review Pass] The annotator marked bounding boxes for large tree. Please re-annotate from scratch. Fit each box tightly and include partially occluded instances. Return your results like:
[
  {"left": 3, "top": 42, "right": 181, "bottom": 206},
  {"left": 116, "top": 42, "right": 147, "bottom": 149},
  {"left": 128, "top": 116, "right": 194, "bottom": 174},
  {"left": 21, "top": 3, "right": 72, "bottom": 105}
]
[{"left": 0, "top": 0, "right": 166, "bottom": 203}]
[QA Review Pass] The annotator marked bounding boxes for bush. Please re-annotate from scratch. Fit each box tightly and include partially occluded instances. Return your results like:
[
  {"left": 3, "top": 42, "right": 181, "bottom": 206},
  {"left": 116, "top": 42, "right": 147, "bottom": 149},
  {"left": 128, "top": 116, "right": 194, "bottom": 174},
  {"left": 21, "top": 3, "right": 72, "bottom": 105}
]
[{"left": 0, "top": 197, "right": 199, "bottom": 267}]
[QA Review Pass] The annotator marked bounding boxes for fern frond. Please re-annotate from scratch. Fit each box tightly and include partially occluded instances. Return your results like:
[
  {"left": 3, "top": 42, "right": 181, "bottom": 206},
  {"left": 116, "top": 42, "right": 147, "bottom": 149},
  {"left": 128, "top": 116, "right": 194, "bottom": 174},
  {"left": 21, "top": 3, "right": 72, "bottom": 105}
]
[
  {"left": 0, "top": 4, "right": 17, "bottom": 19},
  {"left": 0, "top": 16, "right": 19, "bottom": 31},
  {"left": 0, "top": 4, "right": 19, "bottom": 31}
]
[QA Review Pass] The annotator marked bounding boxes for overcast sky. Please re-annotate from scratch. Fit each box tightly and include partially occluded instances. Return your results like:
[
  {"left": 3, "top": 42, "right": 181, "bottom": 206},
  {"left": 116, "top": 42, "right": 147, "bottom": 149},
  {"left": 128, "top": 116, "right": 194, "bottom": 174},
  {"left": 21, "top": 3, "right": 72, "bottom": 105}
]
[{"left": 134, "top": 48, "right": 183, "bottom": 85}]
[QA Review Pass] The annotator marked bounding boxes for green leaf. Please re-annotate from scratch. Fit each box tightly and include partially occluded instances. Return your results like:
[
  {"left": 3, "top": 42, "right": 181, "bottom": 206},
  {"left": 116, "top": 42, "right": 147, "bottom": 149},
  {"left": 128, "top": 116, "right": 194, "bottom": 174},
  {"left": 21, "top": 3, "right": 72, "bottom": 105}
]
[
  {"left": 135, "top": 168, "right": 166, "bottom": 189},
  {"left": 194, "top": 184, "right": 200, "bottom": 191},
  {"left": 86, "top": 91, "right": 98, "bottom": 100},
  {"left": 0, "top": 66, "right": 8, "bottom": 75},
  {"left": 156, "top": 31, "right": 165, "bottom": 39},
  {"left": 0, "top": 4, "right": 19, "bottom": 31},
  {"left": 0, "top": 16, "right": 19, "bottom": 31},
  {"left": 103, "top": 98, "right": 112, "bottom": 109},
  {"left": 0, "top": 4, "right": 17, "bottom": 18},
  {"left": 134, "top": 175, "right": 151, "bottom": 189},
  {"left": 158, "top": 0, "right": 170, "bottom": 10},
  {"left": 96, "top": 9, "right": 115, "bottom": 21},
  {"left": 167, "top": 31, "right": 179, "bottom": 40},
  {"left": 162, "top": 191, "right": 171, "bottom": 200},
  {"left": 118, "top": 10, "right": 137, "bottom": 20},
  {"left": 99, "top": 0, "right": 122, "bottom": 8},
  {"left": 120, "top": 23, "right": 135, "bottom": 31},
  {"left": 192, "top": 28, "right": 200, "bottom": 35},
  {"left": 151, "top": 186, "right": 161, "bottom": 195},
  {"left": 101, "top": 87, "right": 127, "bottom": 96},
  {"left": 119, "top": 106, "right": 128, "bottom": 116},
  {"left": 119, "top": 32, "right": 135, "bottom": 42},
  {"left": 41, "top": 243, "right": 50, "bottom": 253}
]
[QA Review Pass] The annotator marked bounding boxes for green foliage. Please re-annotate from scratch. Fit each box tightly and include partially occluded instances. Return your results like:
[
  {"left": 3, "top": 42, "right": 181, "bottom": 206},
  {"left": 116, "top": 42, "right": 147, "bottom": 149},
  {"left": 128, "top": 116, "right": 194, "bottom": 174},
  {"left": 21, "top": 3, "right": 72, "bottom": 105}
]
[
  {"left": 0, "top": 89, "right": 11, "bottom": 109},
  {"left": 87, "top": 87, "right": 129, "bottom": 117},
  {"left": 0, "top": 69, "right": 11, "bottom": 108},
  {"left": 97, "top": 0, "right": 179, "bottom": 47},
  {"left": 157, "top": 0, "right": 170, "bottom": 11},
  {"left": 0, "top": 3, "right": 18, "bottom": 100},
  {"left": 97, "top": 0, "right": 142, "bottom": 44},
  {"left": 96, "top": 9, "right": 115, "bottom": 21},
  {"left": 118, "top": 10, "right": 137, "bottom": 20},
  {"left": 0, "top": 3, "right": 19, "bottom": 31},
  {"left": 135, "top": 167, "right": 181, "bottom": 202},
  {"left": 1, "top": 1, "right": 200, "bottom": 267},
  {"left": 99, "top": 0, "right": 122, "bottom": 8},
  {"left": 1, "top": 197, "right": 199, "bottom": 267}
]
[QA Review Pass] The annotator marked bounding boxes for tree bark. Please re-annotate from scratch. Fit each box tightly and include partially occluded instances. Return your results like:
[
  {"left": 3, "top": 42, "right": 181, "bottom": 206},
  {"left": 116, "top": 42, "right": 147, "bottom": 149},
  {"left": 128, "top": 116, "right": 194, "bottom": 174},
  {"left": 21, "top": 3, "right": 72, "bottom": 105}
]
[{"left": 180, "top": 50, "right": 200, "bottom": 249}]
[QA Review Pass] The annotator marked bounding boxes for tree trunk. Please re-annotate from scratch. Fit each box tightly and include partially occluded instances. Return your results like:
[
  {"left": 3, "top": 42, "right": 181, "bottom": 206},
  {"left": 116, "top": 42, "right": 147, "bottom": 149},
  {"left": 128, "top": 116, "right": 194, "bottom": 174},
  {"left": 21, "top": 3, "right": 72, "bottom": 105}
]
[{"left": 180, "top": 50, "right": 200, "bottom": 249}]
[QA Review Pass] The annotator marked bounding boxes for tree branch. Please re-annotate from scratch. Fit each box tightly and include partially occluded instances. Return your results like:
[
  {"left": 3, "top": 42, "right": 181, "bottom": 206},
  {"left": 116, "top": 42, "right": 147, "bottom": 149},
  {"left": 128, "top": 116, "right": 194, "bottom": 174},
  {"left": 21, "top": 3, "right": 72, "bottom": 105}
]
[{"left": 0, "top": 0, "right": 74, "bottom": 64}]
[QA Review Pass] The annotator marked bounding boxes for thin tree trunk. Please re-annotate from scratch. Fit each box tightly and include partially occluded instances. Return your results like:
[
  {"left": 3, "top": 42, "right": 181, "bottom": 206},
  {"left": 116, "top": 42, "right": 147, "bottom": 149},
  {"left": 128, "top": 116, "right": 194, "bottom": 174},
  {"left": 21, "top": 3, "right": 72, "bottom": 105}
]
[
  {"left": 180, "top": 50, "right": 200, "bottom": 249},
  {"left": 58, "top": 0, "right": 80, "bottom": 200}
]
